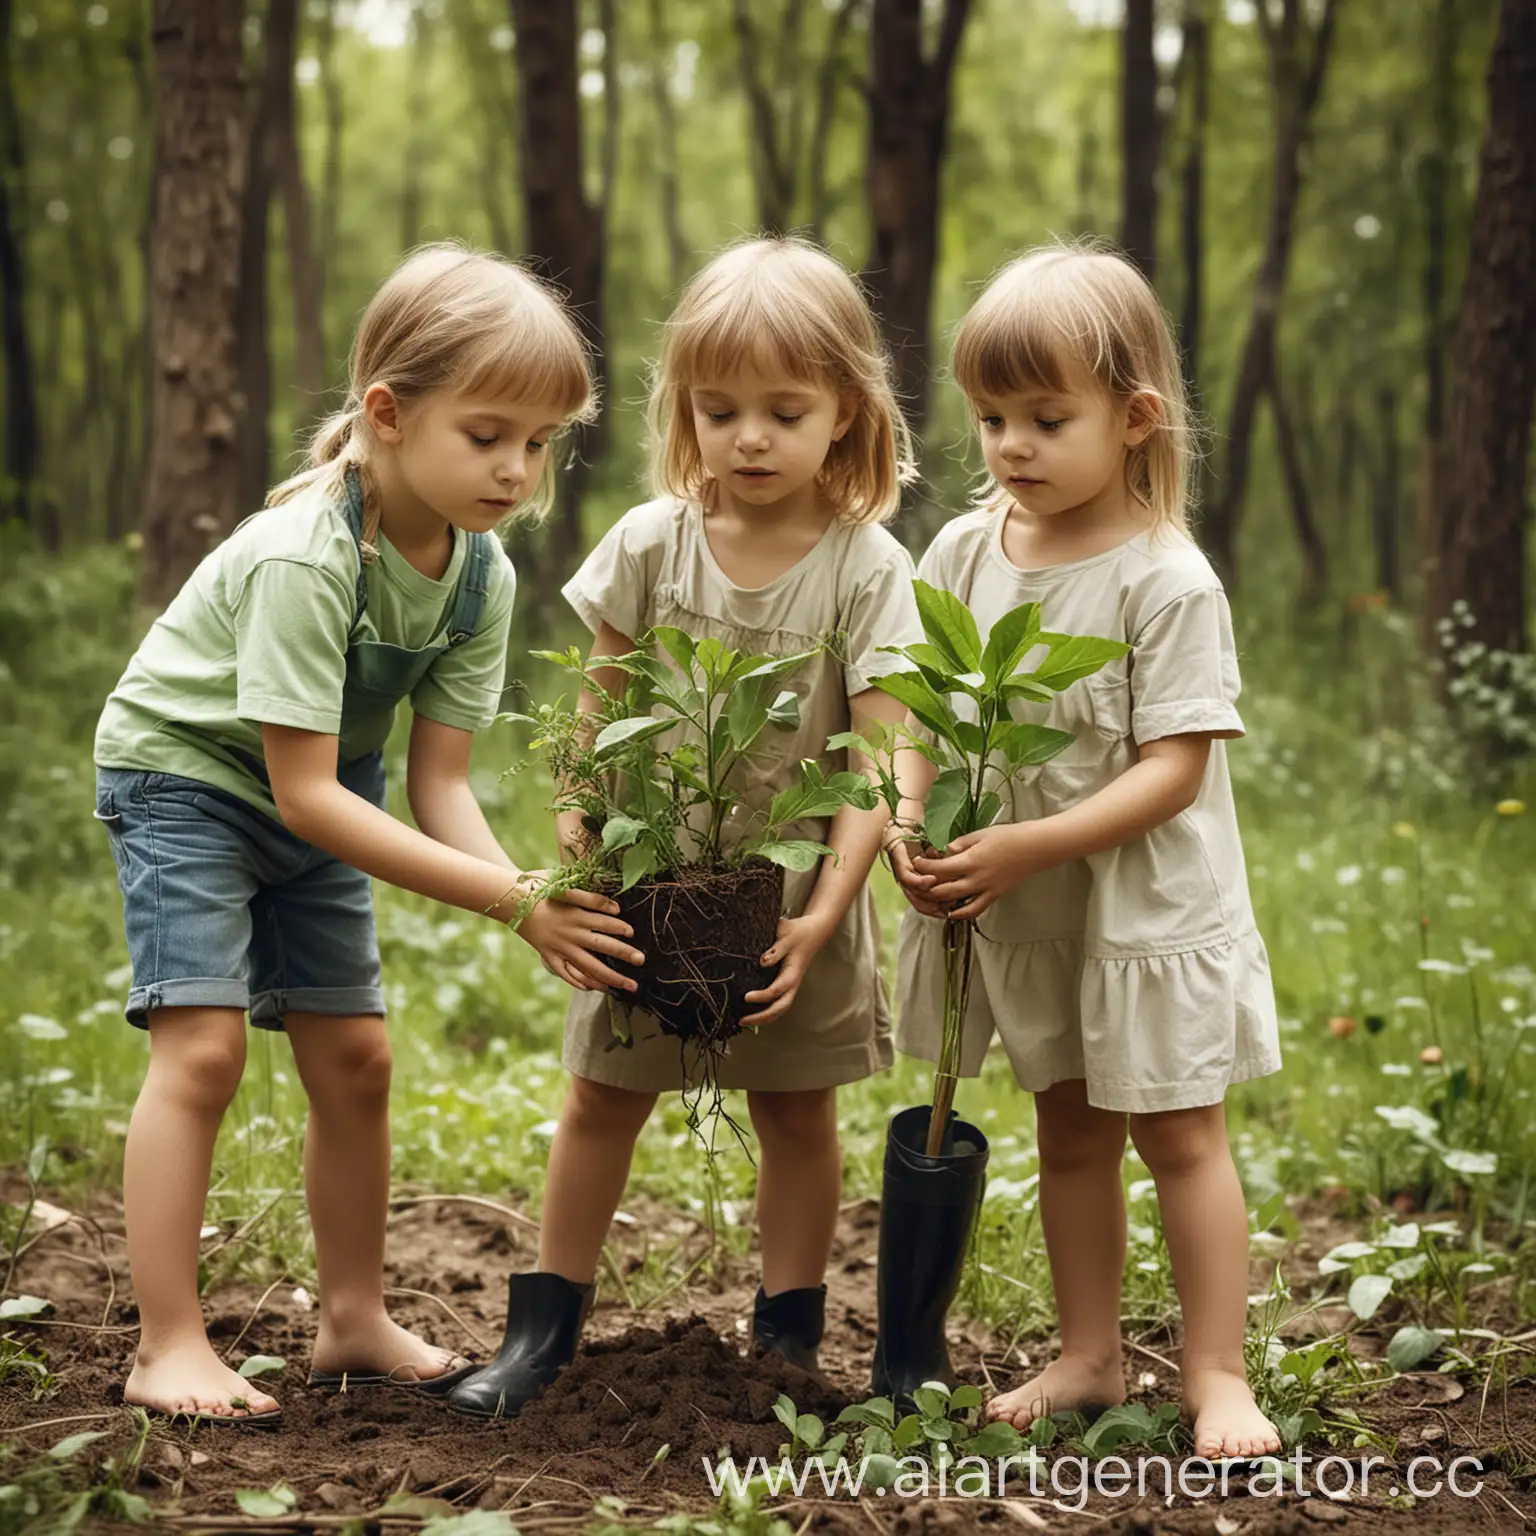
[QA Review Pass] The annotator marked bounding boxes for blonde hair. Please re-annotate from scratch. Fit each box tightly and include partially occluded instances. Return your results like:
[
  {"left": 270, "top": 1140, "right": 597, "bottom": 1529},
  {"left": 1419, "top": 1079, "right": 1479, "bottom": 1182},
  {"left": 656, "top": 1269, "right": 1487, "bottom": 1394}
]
[
  {"left": 267, "top": 242, "right": 597, "bottom": 553},
  {"left": 952, "top": 241, "right": 1194, "bottom": 534},
  {"left": 647, "top": 235, "right": 915, "bottom": 525}
]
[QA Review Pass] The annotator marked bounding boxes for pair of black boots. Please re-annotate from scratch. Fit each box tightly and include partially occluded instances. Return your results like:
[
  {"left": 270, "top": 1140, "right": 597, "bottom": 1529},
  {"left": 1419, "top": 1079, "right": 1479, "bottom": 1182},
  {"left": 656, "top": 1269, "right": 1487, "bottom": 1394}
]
[
  {"left": 448, "top": 1105, "right": 989, "bottom": 1419},
  {"left": 447, "top": 1275, "right": 828, "bottom": 1419}
]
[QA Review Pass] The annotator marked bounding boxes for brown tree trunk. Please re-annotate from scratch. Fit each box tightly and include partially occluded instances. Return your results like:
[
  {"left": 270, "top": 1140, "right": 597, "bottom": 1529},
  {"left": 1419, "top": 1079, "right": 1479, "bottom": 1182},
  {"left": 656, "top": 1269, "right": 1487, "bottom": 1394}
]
[
  {"left": 399, "top": 0, "right": 434, "bottom": 252},
  {"left": 1204, "top": 0, "right": 1342, "bottom": 586},
  {"left": 314, "top": 0, "right": 343, "bottom": 329},
  {"left": 0, "top": 0, "right": 38, "bottom": 533},
  {"left": 863, "top": 0, "right": 974, "bottom": 441},
  {"left": 1176, "top": 0, "right": 1209, "bottom": 390},
  {"left": 139, "top": 0, "right": 246, "bottom": 609},
  {"left": 235, "top": 0, "right": 285, "bottom": 524},
  {"left": 647, "top": 0, "right": 688, "bottom": 290},
  {"left": 1427, "top": 0, "right": 1536, "bottom": 661},
  {"left": 1415, "top": 0, "right": 1460, "bottom": 605},
  {"left": 266, "top": 0, "right": 325, "bottom": 408},
  {"left": 1267, "top": 360, "right": 1327, "bottom": 609},
  {"left": 509, "top": 0, "right": 608, "bottom": 613},
  {"left": 1119, "top": 0, "right": 1161, "bottom": 281},
  {"left": 1372, "top": 384, "right": 1400, "bottom": 601}
]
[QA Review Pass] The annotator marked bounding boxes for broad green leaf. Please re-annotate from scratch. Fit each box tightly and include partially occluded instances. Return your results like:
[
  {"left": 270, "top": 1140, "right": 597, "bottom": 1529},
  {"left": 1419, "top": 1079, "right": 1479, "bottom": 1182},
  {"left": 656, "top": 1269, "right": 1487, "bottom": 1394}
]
[
  {"left": 980, "top": 601, "right": 1043, "bottom": 687},
  {"left": 773, "top": 1395, "right": 798, "bottom": 1432},
  {"left": 1031, "top": 634, "right": 1131, "bottom": 691},
  {"left": 594, "top": 715, "right": 673, "bottom": 759},
  {"left": 0, "top": 1296, "right": 48, "bottom": 1319},
  {"left": 1347, "top": 1273, "right": 1393, "bottom": 1321},
  {"left": 860, "top": 1453, "right": 903, "bottom": 1494},
  {"left": 601, "top": 816, "right": 646, "bottom": 853},
  {"left": 755, "top": 840, "right": 834, "bottom": 872},
  {"left": 911, "top": 1384, "right": 949, "bottom": 1420},
  {"left": 797, "top": 1413, "right": 824, "bottom": 1449},
  {"left": 621, "top": 839, "right": 661, "bottom": 891},
  {"left": 948, "top": 1384, "right": 983, "bottom": 1411},
  {"left": 1000, "top": 676, "right": 1056, "bottom": 705},
  {"left": 726, "top": 680, "right": 771, "bottom": 753},
  {"left": 913, "top": 579, "right": 982, "bottom": 671},
  {"left": 994, "top": 721, "right": 1075, "bottom": 768},
  {"left": 1387, "top": 1324, "right": 1443, "bottom": 1374},
  {"left": 892, "top": 1413, "right": 923, "bottom": 1450},
  {"left": 49, "top": 1431, "right": 107, "bottom": 1460},
  {"left": 924, "top": 769, "right": 972, "bottom": 852},
  {"left": 649, "top": 625, "right": 696, "bottom": 674},
  {"left": 735, "top": 647, "right": 822, "bottom": 688},
  {"left": 766, "top": 689, "right": 801, "bottom": 730},
  {"left": 973, "top": 791, "right": 1002, "bottom": 830},
  {"left": 236, "top": 1487, "right": 297, "bottom": 1518},
  {"left": 869, "top": 669, "right": 964, "bottom": 747},
  {"left": 236, "top": 1354, "right": 285, "bottom": 1379}
]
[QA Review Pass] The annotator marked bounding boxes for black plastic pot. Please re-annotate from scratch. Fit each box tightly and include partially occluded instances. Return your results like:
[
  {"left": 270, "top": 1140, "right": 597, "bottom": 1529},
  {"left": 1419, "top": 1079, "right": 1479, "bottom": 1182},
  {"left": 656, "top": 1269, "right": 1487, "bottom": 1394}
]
[{"left": 870, "top": 1104, "right": 990, "bottom": 1408}]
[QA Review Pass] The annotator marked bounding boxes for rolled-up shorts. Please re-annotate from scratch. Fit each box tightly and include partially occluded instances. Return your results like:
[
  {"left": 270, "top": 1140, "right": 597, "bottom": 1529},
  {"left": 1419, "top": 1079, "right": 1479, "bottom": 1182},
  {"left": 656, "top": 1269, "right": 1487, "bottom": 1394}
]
[{"left": 93, "top": 753, "right": 387, "bottom": 1030}]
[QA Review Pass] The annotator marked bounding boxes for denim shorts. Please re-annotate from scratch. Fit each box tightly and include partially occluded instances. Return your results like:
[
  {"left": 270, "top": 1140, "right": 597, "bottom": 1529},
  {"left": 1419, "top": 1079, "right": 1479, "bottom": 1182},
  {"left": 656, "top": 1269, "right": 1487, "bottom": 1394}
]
[{"left": 93, "top": 754, "right": 388, "bottom": 1030}]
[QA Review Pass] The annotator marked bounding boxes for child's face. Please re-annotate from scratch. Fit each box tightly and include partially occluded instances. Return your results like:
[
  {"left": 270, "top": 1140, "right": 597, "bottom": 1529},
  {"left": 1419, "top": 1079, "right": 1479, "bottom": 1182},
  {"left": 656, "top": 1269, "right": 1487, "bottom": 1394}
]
[
  {"left": 371, "top": 386, "right": 568, "bottom": 531},
  {"left": 973, "top": 362, "right": 1149, "bottom": 521},
  {"left": 688, "top": 361, "right": 853, "bottom": 513}
]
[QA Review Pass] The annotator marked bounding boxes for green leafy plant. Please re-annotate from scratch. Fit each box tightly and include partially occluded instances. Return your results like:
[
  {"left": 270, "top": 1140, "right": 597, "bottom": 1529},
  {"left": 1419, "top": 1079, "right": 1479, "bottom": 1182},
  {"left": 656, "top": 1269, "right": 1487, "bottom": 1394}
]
[
  {"left": 506, "top": 628, "right": 878, "bottom": 1115},
  {"left": 511, "top": 627, "right": 877, "bottom": 893},
  {"left": 834, "top": 580, "right": 1129, "bottom": 1153}
]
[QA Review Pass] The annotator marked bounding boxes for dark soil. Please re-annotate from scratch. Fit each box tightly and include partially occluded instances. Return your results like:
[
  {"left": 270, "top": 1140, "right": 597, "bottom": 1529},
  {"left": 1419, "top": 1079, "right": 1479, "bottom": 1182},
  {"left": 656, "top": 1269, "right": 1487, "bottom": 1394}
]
[
  {"left": 1, "top": 1182, "right": 1533, "bottom": 1533},
  {"left": 611, "top": 859, "right": 784, "bottom": 1048}
]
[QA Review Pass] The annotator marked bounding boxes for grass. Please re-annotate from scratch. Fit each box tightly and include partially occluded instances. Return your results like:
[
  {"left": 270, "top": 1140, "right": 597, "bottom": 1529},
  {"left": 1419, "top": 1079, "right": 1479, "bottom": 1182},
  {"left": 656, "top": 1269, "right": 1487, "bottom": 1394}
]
[{"left": 1, "top": 533, "right": 1533, "bottom": 1341}]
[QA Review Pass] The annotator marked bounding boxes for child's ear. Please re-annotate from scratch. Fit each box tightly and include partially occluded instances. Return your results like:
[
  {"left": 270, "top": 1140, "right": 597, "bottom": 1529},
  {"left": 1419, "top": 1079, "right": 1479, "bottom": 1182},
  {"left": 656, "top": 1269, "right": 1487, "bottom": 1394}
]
[
  {"left": 831, "top": 389, "right": 861, "bottom": 443},
  {"left": 362, "top": 383, "right": 404, "bottom": 444},
  {"left": 1124, "top": 390, "right": 1161, "bottom": 447}
]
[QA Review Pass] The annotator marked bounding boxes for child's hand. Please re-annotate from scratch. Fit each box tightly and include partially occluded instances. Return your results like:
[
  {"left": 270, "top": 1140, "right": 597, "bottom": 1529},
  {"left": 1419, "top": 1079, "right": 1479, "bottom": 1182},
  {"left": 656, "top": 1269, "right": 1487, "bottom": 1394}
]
[
  {"left": 885, "top": 830, "right": 949, "bottom": 919},
  {"left": 912, "top": 823, "right": 1042, "bottom": 920},
  {"left": 741, "top": 913, "right": 834, "bottom": 1026},
  {"left": 513, "top": 875, "right": 645, "bottom": 992}
]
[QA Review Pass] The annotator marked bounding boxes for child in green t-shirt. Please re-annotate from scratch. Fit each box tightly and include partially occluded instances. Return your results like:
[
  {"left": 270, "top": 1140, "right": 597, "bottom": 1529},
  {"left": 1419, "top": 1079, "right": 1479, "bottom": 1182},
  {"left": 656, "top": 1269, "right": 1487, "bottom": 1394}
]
[{"left": 93, "top": 245, "right": 646, "bottom": 1425}]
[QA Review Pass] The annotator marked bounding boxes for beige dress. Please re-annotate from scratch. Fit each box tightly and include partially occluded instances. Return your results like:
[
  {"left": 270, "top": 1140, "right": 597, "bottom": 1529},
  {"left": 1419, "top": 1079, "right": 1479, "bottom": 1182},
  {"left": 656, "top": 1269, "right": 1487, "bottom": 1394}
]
[
  {"left": 560, "top": 496, "right": 922, "bottom": 1093},
  {"left": 896, "top": 512, "right": 1282, "bottom": 1114}
]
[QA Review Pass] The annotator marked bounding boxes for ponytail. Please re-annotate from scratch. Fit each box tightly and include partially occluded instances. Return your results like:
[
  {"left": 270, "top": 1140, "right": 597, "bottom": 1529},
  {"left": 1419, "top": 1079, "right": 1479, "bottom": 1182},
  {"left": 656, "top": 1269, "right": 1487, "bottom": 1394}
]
[{"left": 263, "top": 399, "right": 383, "bottom": 562}]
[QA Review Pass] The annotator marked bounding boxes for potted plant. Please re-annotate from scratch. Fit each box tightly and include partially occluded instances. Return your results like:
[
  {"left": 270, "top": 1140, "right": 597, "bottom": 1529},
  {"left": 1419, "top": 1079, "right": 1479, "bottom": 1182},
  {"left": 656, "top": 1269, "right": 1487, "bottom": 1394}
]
[
  {"left": 507, "top": 625, "right": 879, "bottom": 1110},
  {"left": 832, "top": 579, "right": 1128, "bottom": 1405}
]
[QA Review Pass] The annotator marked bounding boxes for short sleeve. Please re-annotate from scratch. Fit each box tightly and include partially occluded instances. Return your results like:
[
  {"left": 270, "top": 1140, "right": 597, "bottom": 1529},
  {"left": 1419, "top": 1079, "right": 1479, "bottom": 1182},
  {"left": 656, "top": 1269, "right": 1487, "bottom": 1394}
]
[
  {"left": 841, "top": 547, "right": 922, "bottom": 694},
  {"left": 411, "top": 545, "right": 517, "bottom": 732},
  {"left": 233, "top": 559, "right": 354, "bottom": 733},
  {"left": 1129, "top": 585, "right": 1244, "bottom": 743},
  {"left": 561, "top": 507, "right": 663, "bottom": 640}
]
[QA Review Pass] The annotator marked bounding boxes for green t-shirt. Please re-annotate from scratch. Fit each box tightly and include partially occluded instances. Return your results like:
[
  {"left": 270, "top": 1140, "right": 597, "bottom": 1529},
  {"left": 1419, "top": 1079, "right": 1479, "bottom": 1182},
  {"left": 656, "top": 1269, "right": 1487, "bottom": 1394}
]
[{"left": 95, "top": 481, "right": 517, "bottom": 819}]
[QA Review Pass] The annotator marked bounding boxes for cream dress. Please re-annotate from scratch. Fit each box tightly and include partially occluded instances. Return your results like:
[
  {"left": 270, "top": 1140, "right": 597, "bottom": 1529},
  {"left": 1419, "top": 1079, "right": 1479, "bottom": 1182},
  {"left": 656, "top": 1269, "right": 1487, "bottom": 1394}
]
[
  {"left": 560, "top": 496, "right": 922, "bottom": 1093},
  {"left": 896, "top": 512, "right": 1281, "bottom": 1113}
]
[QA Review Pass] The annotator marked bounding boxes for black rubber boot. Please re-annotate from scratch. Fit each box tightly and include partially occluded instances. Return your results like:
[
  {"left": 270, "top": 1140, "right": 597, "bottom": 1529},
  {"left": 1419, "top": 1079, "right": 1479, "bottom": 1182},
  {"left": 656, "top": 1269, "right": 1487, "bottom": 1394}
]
[
  {"left": 749, "top": 1284, "right": 827, "bottom": 1378},
  {"left": 870, "top": 1105, "right": 990, "bottom": 1410},
  {"left": 446, "top": 1272, "right": 594, "bottom": 1419}
]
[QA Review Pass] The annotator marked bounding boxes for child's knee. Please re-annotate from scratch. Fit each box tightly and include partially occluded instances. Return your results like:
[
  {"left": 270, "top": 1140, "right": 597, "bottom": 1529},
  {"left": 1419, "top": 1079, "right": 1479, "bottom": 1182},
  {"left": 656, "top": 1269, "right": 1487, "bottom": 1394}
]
[
  {"left": 1129, "top": 1105, "right": 1229, "bottom": 1179},
  {"left": 149, "top": 1026, "right": 247, "bottom": 1113},
  {"left": 561, "top": 1075, "right": 655, "bottom": 1138},
  {"left": 1036, "top": 1084, "right": 1126, "bottom": 1174},
  {"left": 747, "top": 1088, "right": 837, "bottom": 1149}
]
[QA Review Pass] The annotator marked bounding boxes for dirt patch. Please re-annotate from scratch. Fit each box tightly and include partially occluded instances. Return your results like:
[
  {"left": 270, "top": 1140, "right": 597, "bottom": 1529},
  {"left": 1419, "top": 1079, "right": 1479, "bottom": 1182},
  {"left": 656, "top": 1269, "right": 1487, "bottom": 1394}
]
[{"left": 1, "top": 1185, "right": 1533, "bottom": 1533}]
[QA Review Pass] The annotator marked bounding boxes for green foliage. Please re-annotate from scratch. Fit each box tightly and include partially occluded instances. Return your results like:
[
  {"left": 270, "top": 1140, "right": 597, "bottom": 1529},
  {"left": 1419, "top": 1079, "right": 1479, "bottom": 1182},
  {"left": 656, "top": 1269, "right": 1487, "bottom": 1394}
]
[
  {"left": 834, "top": 580, "right": 1126, "bottom": 1136},
  {"left": 507, "top": 628, "right": 875, "bottom": 901},
  {"left": 837, "top": 581, "right": 1126, "bottom": 851}
]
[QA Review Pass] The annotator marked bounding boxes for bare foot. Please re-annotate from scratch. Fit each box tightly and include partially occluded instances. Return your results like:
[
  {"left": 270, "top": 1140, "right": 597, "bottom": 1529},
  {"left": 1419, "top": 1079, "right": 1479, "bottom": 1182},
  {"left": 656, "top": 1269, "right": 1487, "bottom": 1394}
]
[
  {"left": 985, "top": 1352, "right": 1126, "bottom": 1430},
  {"left": 312, "top": 1313, "right": 467, "bottom": 1383},
  {"left": 125, "top": 1341, "right": 280, "bottom": 1420},
  {"left": 1184, "top": 1367, "right": 1282, "bottom": 1459}
]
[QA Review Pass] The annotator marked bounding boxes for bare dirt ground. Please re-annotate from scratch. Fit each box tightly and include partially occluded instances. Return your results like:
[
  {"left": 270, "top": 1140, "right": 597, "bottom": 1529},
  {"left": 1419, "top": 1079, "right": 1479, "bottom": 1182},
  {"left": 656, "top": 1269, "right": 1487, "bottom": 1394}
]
[{"left": 1, "top": 1180, "right": 1533, "bottom": 1534}]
